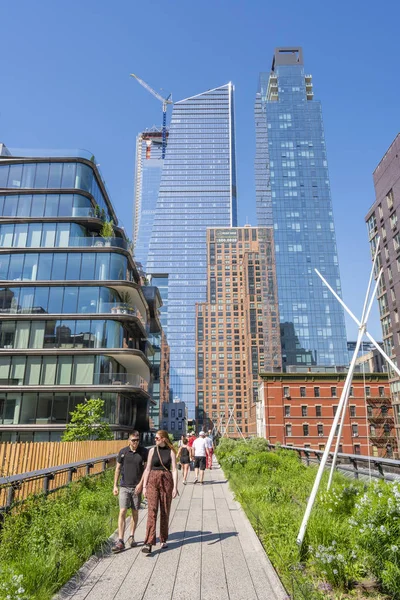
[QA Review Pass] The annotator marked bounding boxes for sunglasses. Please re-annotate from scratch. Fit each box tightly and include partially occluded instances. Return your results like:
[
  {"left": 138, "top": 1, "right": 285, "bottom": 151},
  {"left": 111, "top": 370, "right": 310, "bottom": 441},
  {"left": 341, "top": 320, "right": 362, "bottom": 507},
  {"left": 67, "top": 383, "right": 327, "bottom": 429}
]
[{"left": 129, "top": 438, "right": 139, "bottom": 442}]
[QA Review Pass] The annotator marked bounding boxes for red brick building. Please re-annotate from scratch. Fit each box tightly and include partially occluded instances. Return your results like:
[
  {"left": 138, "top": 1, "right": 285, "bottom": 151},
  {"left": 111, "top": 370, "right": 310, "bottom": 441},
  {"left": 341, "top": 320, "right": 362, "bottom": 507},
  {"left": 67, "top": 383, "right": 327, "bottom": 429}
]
[{"left": 258, "top": 371, "right": 397, "bottom": 457}]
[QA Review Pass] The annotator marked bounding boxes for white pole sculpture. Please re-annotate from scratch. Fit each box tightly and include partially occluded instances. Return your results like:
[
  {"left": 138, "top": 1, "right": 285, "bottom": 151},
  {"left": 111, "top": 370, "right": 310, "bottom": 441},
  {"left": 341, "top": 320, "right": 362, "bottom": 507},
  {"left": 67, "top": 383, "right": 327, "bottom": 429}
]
[
  {"left": 297, "top": 238, "right": 400, "bottom": 546},
  {"left": 325, "top": 270, "right": 382, "bottom": 489}
]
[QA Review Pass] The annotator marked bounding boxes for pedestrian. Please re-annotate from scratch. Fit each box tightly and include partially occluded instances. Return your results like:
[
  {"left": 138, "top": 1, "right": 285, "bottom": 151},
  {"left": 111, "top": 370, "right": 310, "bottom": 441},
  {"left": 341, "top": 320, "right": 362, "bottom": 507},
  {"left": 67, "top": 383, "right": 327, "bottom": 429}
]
[
  {"left": 205, "top": 431, "right": 214, "bottom": 470},
  {"left": 176, "top": 437, "right": 192, "bottom": 484},
  {"left": 178, "top": 434, "right": 185, "bottom": 448},
  {"left": 192, "top": 431, "right": 209, "bottom": 485},
  {"left": 141, "top": 430, "right": 178, "bottom": 554},
  {"left": 187, "top": 431, "right": 196, "bottom": 448},
  {"left": 112, "top": 431, "right": 148, "bottom": 553}
]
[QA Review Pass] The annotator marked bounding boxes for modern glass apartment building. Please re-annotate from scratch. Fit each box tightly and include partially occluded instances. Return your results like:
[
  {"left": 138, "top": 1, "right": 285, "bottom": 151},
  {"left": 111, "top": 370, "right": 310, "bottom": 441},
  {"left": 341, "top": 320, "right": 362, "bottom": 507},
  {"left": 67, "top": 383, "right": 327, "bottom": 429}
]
[
  {"left": 255, "top": 48, "right": 348, "bottom": 368},
  {"left": 147, "top": 83, "right": 237, "bottom": 416},
  {"left": 133, "top": 128, "right": 166, "bottom": 272},
  {"left": 0, "top": 146, "right": 158, "bottom": 441}
]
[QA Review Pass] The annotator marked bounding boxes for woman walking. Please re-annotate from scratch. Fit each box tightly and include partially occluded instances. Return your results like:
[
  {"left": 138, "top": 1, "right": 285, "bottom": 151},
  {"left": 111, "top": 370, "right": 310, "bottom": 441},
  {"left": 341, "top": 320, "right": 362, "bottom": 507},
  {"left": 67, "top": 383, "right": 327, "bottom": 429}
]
[
  {"left": 142, "top": 430, "right": 178, "bottom": 554},
  {"left": 177, "top": 437, "right": 192, "bottom": 484}
]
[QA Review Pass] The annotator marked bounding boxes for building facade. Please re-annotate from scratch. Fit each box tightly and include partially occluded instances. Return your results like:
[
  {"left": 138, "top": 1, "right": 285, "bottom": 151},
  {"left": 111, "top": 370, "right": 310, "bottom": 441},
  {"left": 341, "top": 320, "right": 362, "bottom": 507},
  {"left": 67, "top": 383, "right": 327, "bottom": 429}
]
[
  {"left": 366, "top": 133, "right": 400, "bottom": 447},
  {"left": 196, "top": 227, "right": 281, "bottom": 437},
  {"left": 255, "top": 47, "right": 348, "bottom": 369},
  {"left": 161, "top": 399, "right": 187, "bottom": 439},
  {"left": 133, "top": 128, "right": 166, "bottom": 272},
  {"left": 258, "top": 371, "right": 396, "bottom": 457},
  {"left": 147, "top": 83, "right": 237, "bottom": 417},
  {"left": 0, "top": 147, "right": 158, "bottom": 441}
]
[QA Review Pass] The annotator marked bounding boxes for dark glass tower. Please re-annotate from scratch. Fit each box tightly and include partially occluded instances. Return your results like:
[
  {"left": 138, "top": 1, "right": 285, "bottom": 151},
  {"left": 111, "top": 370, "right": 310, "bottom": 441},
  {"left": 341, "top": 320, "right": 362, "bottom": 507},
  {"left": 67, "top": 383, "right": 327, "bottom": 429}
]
[
  {"left": 255, "top": 48, "right": 348, "bottom": 368},
  {"left": 147, "top": 83, "right": 237, "bottom": 416}
]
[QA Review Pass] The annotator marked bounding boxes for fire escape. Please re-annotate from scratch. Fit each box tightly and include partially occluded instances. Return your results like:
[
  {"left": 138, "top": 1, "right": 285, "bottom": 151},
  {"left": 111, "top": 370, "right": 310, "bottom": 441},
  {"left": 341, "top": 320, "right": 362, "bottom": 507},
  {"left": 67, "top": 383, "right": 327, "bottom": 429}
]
[{"left": 368, "top": 395, "right": 398, "bottom": 457}]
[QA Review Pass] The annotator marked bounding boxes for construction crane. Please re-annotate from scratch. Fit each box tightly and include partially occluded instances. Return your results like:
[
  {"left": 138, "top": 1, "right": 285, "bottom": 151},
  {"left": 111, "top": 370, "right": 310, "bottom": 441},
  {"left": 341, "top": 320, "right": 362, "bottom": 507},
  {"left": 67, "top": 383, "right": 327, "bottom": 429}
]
[{"left": 130, "top": 73, "right": 172, "bottom": 159}]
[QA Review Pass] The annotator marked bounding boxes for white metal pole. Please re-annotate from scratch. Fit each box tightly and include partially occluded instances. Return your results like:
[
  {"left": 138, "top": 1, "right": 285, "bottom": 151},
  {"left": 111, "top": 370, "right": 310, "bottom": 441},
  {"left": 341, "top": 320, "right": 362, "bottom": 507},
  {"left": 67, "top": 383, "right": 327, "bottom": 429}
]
[
  {"left": 327, "top": 270, "right": 382, "bottom": 489},
  {"left": 297, "top": 328, "right": 365, "bottom": 546}
]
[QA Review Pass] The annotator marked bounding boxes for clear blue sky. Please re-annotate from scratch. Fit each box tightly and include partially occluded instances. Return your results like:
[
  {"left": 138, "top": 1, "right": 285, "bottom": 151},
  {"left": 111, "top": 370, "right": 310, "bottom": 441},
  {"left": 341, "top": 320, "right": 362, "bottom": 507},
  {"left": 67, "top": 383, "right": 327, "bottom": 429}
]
[{"left": 1, "top": 0, "right": 399, "bottom": 341}]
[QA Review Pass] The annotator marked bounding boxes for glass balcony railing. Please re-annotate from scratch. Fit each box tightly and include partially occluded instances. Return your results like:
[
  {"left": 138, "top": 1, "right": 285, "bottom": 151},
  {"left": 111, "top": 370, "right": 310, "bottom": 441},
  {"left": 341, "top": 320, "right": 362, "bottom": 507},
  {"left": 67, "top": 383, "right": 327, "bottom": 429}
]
[
  {"left": 0, "top": 372, "right": 148, "bottom": 391},
  {"left": 67, "top": 237, "right": 130, "bottom": 250},
  {"left": 0, "top": 302, "right": 146, "bottom": 327},
  {"left": 95, "top": 372, "right": 148, "bottom": 391}
]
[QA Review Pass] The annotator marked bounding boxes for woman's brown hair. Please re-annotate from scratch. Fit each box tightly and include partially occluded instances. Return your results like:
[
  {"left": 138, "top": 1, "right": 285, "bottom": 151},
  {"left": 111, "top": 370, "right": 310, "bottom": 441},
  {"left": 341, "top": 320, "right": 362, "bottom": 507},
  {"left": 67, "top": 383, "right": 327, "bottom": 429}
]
[{"left": 156, "top": 430, "right": 177, "bottom": 454}]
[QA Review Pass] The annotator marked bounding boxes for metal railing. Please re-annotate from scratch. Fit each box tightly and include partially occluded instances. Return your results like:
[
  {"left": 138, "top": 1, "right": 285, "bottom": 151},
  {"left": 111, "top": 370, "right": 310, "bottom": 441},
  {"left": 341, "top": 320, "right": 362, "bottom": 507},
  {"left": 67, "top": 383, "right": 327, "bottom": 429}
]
[
  {"left": 0, "top": 453, "right": 118, "bottom": 513},
  {"left": 268, "top": 443, "right": 400, "bottom": 482}
]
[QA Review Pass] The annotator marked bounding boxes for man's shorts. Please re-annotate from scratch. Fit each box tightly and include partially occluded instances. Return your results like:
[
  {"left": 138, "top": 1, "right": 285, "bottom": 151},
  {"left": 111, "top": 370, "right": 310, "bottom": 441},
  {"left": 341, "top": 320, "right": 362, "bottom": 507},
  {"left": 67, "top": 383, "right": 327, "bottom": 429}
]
[
  {"left": 194, "top": 456, "right": 206, "bottom": 471},
  {"left": 119, "top": 486, "right": 142, "bottom": 510}
]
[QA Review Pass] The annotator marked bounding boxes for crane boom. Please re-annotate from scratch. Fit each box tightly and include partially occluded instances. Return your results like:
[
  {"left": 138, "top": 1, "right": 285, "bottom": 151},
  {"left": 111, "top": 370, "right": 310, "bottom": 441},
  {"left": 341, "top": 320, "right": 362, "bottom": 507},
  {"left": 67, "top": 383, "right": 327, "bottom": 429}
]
[{"left": 130, "top": 73, "right": 172, "bottom": 159}]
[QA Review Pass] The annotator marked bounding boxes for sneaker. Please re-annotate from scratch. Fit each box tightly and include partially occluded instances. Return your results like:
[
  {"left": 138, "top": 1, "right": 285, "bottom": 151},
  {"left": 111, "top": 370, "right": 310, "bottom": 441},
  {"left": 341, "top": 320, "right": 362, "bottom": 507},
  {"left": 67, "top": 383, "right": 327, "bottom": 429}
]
[
  {"left": 112, "top": 538, "right": 125, "bottom": 553},
  {"left": 141, "top": 544, "right": 152, "bottom": 554},
  {"left": 127, "top": 535, "right": 137, "bottom": 548},
  {"left": 194, "top": 478, "right": 198, "bottom": 484},
  {"left": 183, "top": 480, "right": 187, "bottom": 485}
]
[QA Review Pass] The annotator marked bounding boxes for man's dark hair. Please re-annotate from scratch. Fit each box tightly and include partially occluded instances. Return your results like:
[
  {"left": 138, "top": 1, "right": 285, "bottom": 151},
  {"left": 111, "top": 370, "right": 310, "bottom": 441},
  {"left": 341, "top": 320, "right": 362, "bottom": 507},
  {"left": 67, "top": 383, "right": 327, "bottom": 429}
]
[{"left": 129, "top": 430, "right": 140, "bottom": 438}]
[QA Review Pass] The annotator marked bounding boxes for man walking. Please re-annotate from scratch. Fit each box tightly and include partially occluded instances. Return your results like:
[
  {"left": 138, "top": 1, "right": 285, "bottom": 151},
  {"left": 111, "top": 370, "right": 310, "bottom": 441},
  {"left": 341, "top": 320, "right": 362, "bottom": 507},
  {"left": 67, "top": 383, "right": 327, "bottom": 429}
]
[
  {"left": 205, "top": 431, "right": 214, "bottom": 469},
  {"left": 192, "top": 431, "right": 209, "bottom": 485},
  {"left": 112, "top": 431, "right": 148, "bottom": 552}
]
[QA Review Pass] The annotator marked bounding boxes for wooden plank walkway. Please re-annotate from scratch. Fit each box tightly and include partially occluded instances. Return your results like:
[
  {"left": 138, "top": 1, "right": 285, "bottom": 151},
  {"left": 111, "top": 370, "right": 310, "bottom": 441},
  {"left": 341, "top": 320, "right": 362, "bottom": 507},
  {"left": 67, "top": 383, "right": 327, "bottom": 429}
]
[{"left": 55, "top": 461, "right": 288, "bottom": 600}]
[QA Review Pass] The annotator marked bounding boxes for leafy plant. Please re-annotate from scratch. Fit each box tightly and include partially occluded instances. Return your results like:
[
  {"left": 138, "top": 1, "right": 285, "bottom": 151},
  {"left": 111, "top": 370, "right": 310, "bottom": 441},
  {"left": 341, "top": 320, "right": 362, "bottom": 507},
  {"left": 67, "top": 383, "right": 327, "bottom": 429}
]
[
  {"left": 100, "top": 219, "right": 113, "bottom": 238},
  {"left": 62, "top": 398, "right": 113, "bottom": 441}
]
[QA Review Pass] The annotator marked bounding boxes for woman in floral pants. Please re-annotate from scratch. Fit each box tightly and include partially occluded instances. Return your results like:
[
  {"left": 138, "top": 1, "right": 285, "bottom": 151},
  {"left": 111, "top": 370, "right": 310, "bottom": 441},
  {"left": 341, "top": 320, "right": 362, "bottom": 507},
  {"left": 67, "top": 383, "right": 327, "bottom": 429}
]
[{"left": 142, "top": 430, "right": 178, "bottom": 554}]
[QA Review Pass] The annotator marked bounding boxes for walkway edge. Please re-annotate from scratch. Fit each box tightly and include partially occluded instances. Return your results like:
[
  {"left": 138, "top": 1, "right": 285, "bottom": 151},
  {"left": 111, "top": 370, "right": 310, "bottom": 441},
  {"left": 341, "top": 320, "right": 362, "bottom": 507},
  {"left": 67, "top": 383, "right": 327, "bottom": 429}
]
[{"left": 223, "top": 472, "right": 289, "bottom": 600}]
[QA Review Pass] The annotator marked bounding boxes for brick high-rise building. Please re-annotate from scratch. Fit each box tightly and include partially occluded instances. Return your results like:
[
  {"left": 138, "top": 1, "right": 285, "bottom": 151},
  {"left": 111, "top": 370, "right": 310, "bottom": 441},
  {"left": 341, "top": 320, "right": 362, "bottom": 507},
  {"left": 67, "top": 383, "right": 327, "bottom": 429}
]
[
  {"left": 196, "top": 227, "right": 281, "bottom": 437},
  {"left": 366, "top": 133, "right": 400, "bottom": 448}
]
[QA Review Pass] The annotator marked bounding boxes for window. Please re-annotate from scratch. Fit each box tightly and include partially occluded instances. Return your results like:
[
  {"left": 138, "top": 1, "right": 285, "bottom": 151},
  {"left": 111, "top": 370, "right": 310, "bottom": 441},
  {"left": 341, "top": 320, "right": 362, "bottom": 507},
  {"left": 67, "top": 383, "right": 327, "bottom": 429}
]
[
  {"left": 284, "top": 405, "right": 290, "bottom": 417},
  {"left": 350, "top": 405, "right": 356, "bottom": 418},
  {"left": 331, "top": 387, "right": 337, "bottom": 397},
  {"left": 349, "top": 386, "right": 354, "bottom": 397},
  {"left": 301, "top": 405, "right": 307, "bottom": 417},
  {"left": 285, "top": 424, "right": 292, "bottom": 437},
  {"left": 379, "top": 387, "right": 385, "bottom": 397},
  {"left": 317, "top": 424, "right": 324, "bottom": 436},
  {"left": 314, "top": 387, "right": 320, "bottom": 398},
  {"left": 283, "top": 386, "right": 290, "bottom": 398},
  {"left": 354, "top": 444, "right": 361, "bottom": 455},
  {"left": 300, "top": 386, "right": 306, "bottom": 397},
  {"left": 315, "top": 405, "right": 322, "bottom": 417},
  {"left": 365, "top": 386, "right": 370, "bottom": 397},
  {"left": 303, "top": 424, "right": 309, "bottom": 436},
  {"left": 352, "top": 424, "right": 359, "bottom": 437}
]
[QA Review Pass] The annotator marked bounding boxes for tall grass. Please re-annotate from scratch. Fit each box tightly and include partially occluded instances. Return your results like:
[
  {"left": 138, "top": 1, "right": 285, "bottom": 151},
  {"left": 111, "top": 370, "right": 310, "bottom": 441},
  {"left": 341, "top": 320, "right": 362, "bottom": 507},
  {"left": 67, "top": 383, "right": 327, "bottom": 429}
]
[
  {"left": 216, "top": 438, "right": 397, "bottom": 599},
  {"left": 0, "top": 471, "right": 119, "bottom": 600}
]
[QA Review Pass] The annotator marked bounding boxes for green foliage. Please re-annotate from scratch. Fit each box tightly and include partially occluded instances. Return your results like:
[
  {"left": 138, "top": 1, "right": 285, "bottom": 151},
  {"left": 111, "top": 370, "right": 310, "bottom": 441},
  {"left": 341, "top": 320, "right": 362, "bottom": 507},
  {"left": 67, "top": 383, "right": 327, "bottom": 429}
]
[
  {"left": 0, "top": 471, "right": 119, "bottom": 600},
  {"left": 62, "top": 398, "right": 113, "bottom": 441},
  {"left": 100, "top": 219, "right": 114, "bottom": 238},
  {"left": 217, "top": 440, "right": 400, "bottom": 599}
]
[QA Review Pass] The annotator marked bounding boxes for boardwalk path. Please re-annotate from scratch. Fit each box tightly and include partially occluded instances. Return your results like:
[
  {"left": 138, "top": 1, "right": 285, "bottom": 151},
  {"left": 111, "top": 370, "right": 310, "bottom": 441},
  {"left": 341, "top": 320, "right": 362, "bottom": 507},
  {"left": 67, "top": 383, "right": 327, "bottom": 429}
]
[{"left": 56, "top": 462, "right": 288, "bottom": 600}]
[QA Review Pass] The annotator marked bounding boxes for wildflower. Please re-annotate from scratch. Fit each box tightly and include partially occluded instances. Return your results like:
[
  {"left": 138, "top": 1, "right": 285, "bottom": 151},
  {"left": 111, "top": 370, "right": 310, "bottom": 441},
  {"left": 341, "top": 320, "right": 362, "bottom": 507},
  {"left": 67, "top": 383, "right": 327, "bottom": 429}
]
[{"left": 391, "top": 545, "right": 398, "bottom": 552}]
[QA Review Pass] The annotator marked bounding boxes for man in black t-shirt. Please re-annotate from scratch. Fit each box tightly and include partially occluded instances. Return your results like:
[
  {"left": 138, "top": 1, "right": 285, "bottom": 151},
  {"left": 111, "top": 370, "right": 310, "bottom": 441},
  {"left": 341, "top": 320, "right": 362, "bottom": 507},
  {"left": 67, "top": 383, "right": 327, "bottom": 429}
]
[{"left": 112, "top": 431, "right": 148, "bottom": 553}]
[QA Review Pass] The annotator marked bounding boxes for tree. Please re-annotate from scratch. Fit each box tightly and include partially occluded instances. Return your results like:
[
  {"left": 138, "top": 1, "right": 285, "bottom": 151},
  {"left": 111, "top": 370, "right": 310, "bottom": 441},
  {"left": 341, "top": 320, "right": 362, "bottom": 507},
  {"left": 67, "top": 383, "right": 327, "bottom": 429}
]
[{"left": 62, "top": 398, "right": 113, "bottom": 442}]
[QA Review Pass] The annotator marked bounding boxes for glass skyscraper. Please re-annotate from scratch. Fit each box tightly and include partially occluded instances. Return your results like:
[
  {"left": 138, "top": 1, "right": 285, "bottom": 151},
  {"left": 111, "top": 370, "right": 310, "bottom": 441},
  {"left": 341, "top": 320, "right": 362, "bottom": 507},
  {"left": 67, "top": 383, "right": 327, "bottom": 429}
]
[
  {"left": 147, "top": 83, "right": 237, "bottom": 416},
  {"left": 133, "top": 128, "right": 165, "bottom": 272},
  {"left": 0, "top": 147, "right": 157, "bottom": 441},
  {"left": 255, "top": 47, "right": 348, "bottom": 368}
]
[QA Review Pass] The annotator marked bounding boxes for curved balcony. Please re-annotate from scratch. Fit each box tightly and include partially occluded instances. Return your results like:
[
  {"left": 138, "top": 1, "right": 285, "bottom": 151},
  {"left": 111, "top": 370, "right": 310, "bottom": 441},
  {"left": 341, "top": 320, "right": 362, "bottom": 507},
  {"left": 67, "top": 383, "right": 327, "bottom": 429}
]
[{"left": 0, "top": 301, "right": 146, "bottom": 329}]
